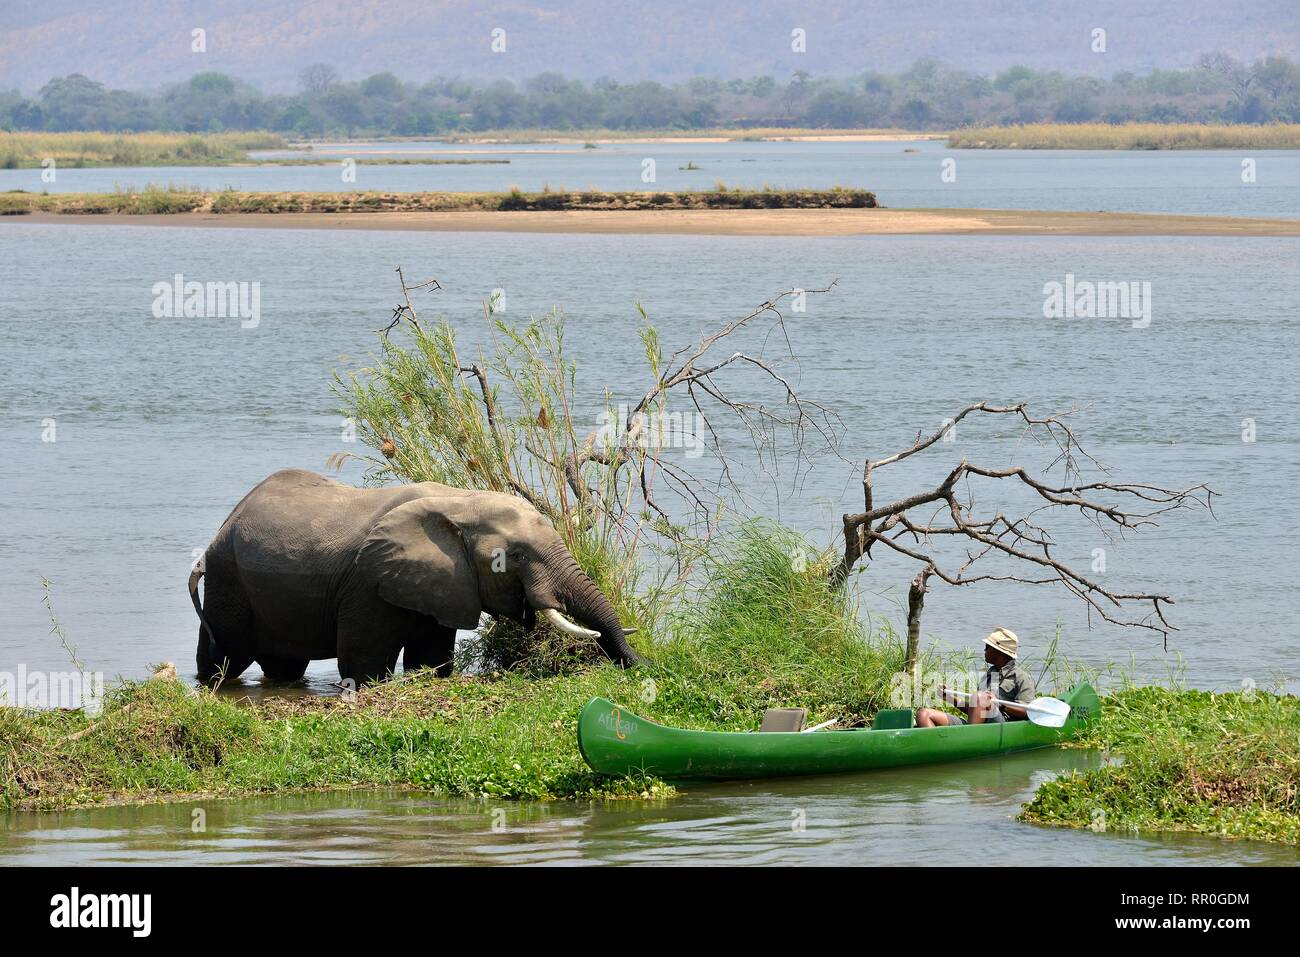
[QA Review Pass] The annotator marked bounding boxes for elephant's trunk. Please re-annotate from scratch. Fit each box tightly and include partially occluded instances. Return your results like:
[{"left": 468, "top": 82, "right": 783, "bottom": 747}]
[{"left": 531, "top": 541, "right": 643, "bottom": 667}]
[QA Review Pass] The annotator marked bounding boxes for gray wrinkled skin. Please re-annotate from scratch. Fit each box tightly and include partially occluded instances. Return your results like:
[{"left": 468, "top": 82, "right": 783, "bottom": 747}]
[{"left": 191, "top": 469, "right": 639, "bottom": 685}]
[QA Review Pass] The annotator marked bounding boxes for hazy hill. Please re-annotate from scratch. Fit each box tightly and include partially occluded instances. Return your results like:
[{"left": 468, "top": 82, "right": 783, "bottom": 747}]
[{"left": 2, "top": 0, "right": 1298, "bottom": 92}]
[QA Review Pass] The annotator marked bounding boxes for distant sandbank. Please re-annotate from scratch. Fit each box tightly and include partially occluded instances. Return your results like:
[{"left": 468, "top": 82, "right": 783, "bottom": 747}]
[{"left": 10, "top": 208, "right": 1300, "bottom": 237}]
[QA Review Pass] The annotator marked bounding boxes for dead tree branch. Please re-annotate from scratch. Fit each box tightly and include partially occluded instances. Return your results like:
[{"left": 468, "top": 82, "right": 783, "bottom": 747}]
[
  {"left": 833, "top": 401, "right": 1216, "bottom": 644},
  {"left": 568, "top": 283, "right": 847, "bottom": 535},
  {"left": 382, "top": 267, "right": 439, "bottom": 335}
]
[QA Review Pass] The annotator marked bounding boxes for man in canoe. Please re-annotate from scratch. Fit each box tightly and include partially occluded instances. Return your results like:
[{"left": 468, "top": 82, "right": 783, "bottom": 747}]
[{"left": 916, "top": 628, "right": 1036, "bottom": 727}]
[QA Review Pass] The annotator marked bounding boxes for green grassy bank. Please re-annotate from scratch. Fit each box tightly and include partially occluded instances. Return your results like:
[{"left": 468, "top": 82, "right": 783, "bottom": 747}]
[
  {"left": 0, "top": 185, "right": 877, "bottom": 216},
  {"left": 1, "top": 525, "right": 910, "bottom": 810},
  {"left": 1022, "top": 685, "right": 1300, "bottom": 845},
  {"left": 5, "top": 537, "right": 1296, "bottom": 846},
  {"left": 9, "top": 638, "right": 1296, "bottom": 849}
]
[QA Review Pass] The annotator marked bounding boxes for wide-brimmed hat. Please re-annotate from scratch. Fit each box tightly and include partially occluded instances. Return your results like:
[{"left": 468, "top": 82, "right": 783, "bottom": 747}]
[{"left": 984, "top": 627, "right": 1019, "bottom": 658}]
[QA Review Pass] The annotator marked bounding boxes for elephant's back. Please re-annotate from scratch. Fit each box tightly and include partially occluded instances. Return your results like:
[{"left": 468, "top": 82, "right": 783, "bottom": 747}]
[
  {"left": 213, "top": 469, "right": 468, "bottom": 575},
  {"left": 212, "top": 473, "right": 386, "bottom": 641},
  {"left": 222, "top": 470, "right": 382, "bottom": 560}
]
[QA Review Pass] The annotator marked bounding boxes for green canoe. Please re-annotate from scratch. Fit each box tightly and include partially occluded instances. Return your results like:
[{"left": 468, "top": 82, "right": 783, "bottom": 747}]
[{"left": 578, "top": 682, "right": 1100, "bottom": 781}]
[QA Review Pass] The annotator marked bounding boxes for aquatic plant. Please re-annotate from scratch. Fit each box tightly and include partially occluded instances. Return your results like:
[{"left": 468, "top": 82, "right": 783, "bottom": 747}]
[{"left": 1022, "top": 684, "right": 1300, "bottom": 845}]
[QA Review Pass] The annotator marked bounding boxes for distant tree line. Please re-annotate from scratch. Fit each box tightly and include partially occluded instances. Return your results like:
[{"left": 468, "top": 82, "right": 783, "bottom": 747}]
[{"left": 2, "top": 53, "right": 1299, "bottom": 135}]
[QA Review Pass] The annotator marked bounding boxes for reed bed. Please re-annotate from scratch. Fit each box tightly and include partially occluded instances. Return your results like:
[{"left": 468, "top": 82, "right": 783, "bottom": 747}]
[
  {"left": 0, "top": 131, "right": 286, "bottom": 168},
  {"left": 948, "top": 123, "right": 1300, "bottom": 150}
]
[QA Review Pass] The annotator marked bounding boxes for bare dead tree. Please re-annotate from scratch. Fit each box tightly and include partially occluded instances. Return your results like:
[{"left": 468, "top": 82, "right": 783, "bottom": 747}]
[
  {"left": 357, "top": 275, "right": 847, "bottom": 556},
  {"left": 831, "top": 402, "right": 1216, "bottom": 670},
  {"left": 904, "top": 566, "right": 932, "bottom": 681},
  {"left": 472, "top": 283, "right": 846, "bottom": 540}
]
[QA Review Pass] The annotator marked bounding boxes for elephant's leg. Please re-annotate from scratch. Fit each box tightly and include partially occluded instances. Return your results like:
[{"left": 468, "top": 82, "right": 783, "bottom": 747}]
[
  {"left": 338, "top": 643, "right": 401, "bottom": 687},
  {"left": 197, "top": 630, "right": 254, "bottom": 684},
  {"left": 196, "top": 576, "right": 255, "bottom": 685},
  {"left": 257, "top": 655, "right": 310, "bottom": 682},
  {"left": 403, "top": 623, "right": 457, "bottom": 678},
  {"left": 336, "top": 595, "right": 406, "bottom": 687},
  {"left": 198, "top": 627, "right": 255, "bottom": 685}
]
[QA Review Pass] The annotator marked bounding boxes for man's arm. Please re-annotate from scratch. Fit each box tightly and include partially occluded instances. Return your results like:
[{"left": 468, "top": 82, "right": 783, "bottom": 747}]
[
  {"left": 1000, "top": 676, "right": 1036, "bottom": 720},
  {"left": 939, "top": 685, "right": 973, "bottom": 716}
]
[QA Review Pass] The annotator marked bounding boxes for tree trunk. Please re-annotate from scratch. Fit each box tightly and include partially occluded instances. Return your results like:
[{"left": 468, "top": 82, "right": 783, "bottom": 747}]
[{"left": 905, "top": 566, "right": 932, "bottom": 678}]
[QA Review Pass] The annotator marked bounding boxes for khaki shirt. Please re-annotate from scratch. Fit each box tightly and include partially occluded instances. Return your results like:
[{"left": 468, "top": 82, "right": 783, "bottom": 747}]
[{"left": 979, "top": 661, "right": 1036, "bottom": 719}]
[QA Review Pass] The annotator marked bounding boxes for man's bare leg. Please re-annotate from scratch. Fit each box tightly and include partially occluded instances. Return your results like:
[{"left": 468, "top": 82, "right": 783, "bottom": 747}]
[{"left": 916, "top": 707, "right": 961, "bottom": 728}]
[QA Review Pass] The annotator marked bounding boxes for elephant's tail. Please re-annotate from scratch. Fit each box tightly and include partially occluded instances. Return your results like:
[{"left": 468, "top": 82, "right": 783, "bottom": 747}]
[{"left": 189, "top": 564, "right": 215, "bottom": 642}]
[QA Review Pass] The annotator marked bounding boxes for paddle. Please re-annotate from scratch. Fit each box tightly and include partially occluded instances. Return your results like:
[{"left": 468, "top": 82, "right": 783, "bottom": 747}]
[
  {"left": 941, "top": 688, "right": 1072, "bottom": 728},
  {"left": 800, "top": 718, "right": 839, "bottom": 733}
]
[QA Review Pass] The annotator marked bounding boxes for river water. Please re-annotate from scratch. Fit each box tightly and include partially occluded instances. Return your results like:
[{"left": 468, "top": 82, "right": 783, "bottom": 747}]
[
  {"left": 3, "top": 752, "right": 1297, "bottom": 866},
  {"left": 1, "top": 143, "right": 1297, "bottom": 865},
  {"left": 3, "top": 138, "right": 1300, "bottom": 217}
]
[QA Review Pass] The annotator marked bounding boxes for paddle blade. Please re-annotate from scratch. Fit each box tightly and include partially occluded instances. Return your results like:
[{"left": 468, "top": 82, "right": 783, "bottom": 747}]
[{"left": 1023, "top": 696, "right": 1071, "bottom": 728}]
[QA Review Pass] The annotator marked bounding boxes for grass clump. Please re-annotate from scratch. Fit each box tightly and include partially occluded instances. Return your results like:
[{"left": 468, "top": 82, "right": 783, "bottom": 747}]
[
  {"left": 0, "top": 677, "right": 259, "bottom": 809},
  {"left": 948, "top": 122, "right": 1300, "bottom": 150},
  {"left": 1022, "top": 685, "right": 1300, "bottom": 845},
  {"left": 662, "top": 521, "right": 901, "bottom": 726},
  {"left": 0, "top": 184, "right": 209, "bottom": 215},
  {"left": 457, "top": 619, "right": 611, "bottom": 677}
]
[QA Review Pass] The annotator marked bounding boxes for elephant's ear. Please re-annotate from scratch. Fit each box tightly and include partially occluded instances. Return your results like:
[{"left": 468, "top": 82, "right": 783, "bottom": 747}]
[{"left": 355, "top": 499, "right": 482, "bottom": 629}]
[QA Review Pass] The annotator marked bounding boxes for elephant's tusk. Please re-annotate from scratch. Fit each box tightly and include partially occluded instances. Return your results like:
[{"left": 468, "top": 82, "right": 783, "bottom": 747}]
[
  {"left": 623, "top": 628, "right": 637, "bottom": 636},
  {"left": 542, "top": 608, "right": 601, "bottom": 640}
]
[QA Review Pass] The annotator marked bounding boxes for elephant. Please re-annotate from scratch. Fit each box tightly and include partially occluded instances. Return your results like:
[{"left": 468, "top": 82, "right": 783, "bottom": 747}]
[{"left": 188, "top": 468, "right": 641, "bottom": 686}]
